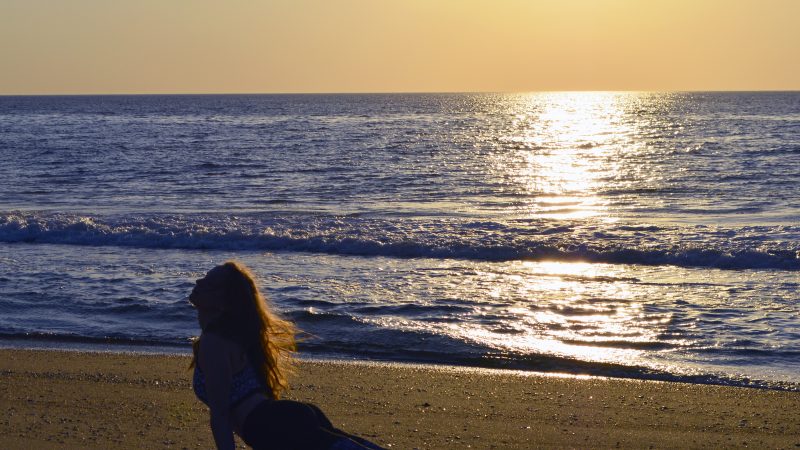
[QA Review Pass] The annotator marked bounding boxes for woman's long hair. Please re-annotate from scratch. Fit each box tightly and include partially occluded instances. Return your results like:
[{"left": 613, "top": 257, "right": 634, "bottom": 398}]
[{"left": 191, "top": 261, "right": 297, "bottom": 399}]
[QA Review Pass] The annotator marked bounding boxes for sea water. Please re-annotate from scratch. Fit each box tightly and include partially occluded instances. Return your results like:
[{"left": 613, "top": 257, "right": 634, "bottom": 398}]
[{"left": 0, "top": 92, "right": 798, "bottom": 389}]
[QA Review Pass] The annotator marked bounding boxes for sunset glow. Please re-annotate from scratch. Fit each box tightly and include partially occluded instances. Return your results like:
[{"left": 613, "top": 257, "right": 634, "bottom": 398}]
[{"left": 1, "top": 0, "right": 798, "bottom": 94}]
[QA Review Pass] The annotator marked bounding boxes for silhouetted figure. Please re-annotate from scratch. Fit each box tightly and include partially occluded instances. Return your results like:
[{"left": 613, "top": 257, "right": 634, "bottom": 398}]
[{"left": 190, "top": 261, "right": 383, "bottom": 450}]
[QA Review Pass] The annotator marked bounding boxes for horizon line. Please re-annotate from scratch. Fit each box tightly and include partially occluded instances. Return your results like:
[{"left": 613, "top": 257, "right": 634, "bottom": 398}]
[{"left": 2, "top": 89, "right": 799, "bottom": 97}]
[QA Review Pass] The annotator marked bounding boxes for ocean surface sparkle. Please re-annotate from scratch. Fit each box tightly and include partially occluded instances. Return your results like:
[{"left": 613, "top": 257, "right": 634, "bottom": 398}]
[{"left": 1, "top": 92, "right": 798, "bottom": 389}]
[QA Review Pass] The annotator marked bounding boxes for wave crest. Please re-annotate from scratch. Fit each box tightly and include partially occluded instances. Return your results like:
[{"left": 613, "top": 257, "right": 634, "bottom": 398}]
[{"left": 1, "top": 211, "right": 798, "bottom": 270}]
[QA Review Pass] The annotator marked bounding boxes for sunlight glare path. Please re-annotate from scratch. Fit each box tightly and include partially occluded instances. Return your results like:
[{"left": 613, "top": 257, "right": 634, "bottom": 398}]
[{"left": 497, "top": 92, "right": 643, "bottom": 220}]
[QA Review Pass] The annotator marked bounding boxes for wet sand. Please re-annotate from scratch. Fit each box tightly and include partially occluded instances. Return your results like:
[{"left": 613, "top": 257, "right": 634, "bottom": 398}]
[{"left": 0, "top": 349, "right": 798, "bottom": 449}]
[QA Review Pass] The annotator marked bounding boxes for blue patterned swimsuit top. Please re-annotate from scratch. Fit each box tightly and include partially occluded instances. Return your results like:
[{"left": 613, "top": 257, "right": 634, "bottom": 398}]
[{"left": 193, "top": 362, "right": 266, "bottom": 408}]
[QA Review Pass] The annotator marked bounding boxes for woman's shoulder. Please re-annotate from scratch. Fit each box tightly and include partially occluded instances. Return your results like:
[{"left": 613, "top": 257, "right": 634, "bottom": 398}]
[
  {"left": 199, "top": 330, "right": 237, "bottom": 346},
  {"left": 198, "top": 332, "right": 246, "bottom": 364}
]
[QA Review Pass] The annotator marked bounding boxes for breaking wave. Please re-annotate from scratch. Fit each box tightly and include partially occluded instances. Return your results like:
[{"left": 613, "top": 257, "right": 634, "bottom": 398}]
[{"left": 2, "top": 211, "right": 798, "bottom": 270}]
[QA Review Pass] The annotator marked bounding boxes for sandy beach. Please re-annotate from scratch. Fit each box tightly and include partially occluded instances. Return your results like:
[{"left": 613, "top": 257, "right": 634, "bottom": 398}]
[{"left": 0, "top": 349, "right": 798, "bottom": 449}]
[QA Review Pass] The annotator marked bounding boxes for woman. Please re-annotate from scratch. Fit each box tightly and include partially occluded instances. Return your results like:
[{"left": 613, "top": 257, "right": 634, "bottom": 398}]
[{"left": 189, "top": 261, "right": 382, "bottom": 450}]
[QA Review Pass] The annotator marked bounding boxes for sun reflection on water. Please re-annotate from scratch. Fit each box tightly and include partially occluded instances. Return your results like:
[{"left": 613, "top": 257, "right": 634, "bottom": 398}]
[
  {"left": 496, "top": 92, "right": 641, "bottom": 220},
  {"left": 448, "top": 259, "right": 673, "bottom": 367},
  {"left": 465, "top": 94, "right": 657, "bottom": 363},
  {"left": 403, "top": 93, "right": 683, "bottom": 371}
]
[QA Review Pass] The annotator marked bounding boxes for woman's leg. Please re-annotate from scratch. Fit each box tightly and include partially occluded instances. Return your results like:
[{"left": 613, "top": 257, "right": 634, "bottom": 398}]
[
  {"left": 300, "top": 402, "right": 385, "bottom": 449},
  {"left": 241, "top": 400, "right": 341, "bottom": 450},
  {"left": 303, "top": 402, "right": 335, "bottom": 429}
]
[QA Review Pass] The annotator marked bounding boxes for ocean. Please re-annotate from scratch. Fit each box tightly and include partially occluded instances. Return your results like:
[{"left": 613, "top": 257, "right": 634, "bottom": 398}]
[{"left": 1, "top": 92, "right": 798, "bottom": 390}]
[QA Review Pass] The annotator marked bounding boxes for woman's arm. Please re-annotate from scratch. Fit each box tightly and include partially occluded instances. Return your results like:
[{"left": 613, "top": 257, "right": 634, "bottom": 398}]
[{"left": 198, "top": 332, "right": 237, "bottom": 450}]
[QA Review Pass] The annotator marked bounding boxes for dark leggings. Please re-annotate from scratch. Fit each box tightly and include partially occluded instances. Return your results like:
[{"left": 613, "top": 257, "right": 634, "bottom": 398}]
[{"left": 241, "top": 400, "right": 374, "bottom": 450}]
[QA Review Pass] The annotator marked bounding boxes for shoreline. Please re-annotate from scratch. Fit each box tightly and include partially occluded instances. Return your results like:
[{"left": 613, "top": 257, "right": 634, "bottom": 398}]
[
  {"left": 1, "top": 349, "right": 799, "bottom": 449},
  {"left": 1, "top": 338, "right": 798, "bottom": 393}
]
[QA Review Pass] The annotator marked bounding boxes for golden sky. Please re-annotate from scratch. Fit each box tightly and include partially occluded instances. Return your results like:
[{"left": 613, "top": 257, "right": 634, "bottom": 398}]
[{"left": 1, "top": 0, "right": 798, "bottom": 94}]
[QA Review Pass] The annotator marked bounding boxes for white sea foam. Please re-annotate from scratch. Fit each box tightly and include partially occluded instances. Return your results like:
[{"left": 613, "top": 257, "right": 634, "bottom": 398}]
[{"left": 1, "top": 211, "right": 798, "bottom": 270}]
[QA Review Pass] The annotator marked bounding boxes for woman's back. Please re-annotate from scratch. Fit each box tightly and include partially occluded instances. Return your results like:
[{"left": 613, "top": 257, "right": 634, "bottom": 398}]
[{"left": 193, "top": 333, "right": 265, "bottom": 408}]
